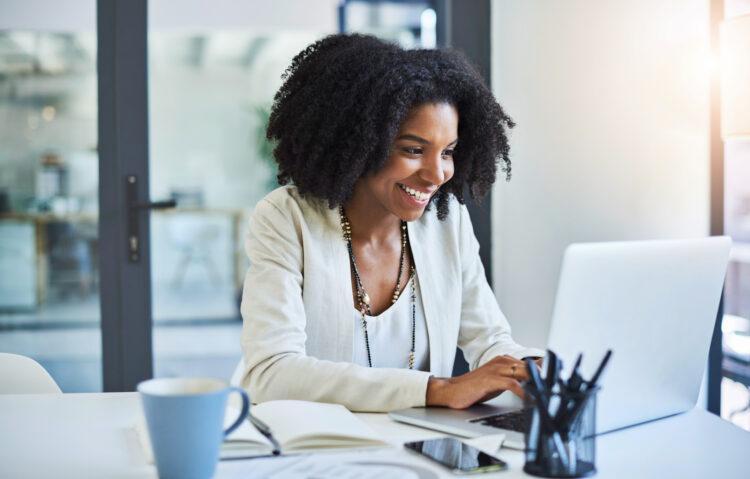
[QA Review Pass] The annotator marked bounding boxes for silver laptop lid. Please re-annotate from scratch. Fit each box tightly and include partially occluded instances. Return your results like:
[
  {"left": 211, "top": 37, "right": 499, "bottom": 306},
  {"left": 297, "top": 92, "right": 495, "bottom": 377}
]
[{"left": 547, "top": 237, "right": 731, "bottom": 434}]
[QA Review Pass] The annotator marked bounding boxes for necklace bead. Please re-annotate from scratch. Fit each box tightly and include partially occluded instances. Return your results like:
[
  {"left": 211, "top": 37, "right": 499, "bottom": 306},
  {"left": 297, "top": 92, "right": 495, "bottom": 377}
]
[{"left": 340, "top": 205, "right": 416, "bottom": 369}]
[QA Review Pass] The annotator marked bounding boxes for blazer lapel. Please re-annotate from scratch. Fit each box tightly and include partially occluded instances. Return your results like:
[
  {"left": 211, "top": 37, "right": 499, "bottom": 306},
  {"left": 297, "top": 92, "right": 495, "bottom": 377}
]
[
  {"left": 328, "top": 206, "right": 354, "bottom": 363},
  {"left": 408, "top": 219, "right": 443, "bottom": 375}
]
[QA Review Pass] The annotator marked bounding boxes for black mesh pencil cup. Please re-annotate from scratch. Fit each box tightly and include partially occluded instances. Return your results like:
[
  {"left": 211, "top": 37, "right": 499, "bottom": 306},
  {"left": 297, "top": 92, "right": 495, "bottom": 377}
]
[{"left": 522, "top": 385, "right": 598, "bottom": 478}]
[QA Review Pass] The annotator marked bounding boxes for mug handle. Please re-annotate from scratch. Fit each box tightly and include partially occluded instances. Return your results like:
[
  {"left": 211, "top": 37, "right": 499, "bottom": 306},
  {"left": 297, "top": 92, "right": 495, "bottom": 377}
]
[{"left": 223, "top": 387, "right": 250, "bottom": 437}]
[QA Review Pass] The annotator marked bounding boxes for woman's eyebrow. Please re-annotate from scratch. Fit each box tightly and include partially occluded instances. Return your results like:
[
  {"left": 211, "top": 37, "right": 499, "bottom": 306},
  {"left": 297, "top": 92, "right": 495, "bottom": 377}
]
[
  {"left": 397, "top": 134, "right": 459, "bottom": 146},
  {"left": 396, "top": 134, "right": 430, "bottom": 144}
]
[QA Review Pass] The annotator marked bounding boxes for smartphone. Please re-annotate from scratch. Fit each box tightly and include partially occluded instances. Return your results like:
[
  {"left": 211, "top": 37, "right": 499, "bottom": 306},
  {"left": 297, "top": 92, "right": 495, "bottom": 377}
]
[{"left": 404, "top": 438, "right": 508, "bottom": 474}]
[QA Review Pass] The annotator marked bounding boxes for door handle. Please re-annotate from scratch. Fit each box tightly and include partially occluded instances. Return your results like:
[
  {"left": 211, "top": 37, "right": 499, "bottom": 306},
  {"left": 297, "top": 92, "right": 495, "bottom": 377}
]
[
  {"left": 131, "top": 200, "right": 177, "bottom": 210},
  {"left": 126, "top": 175, "right": 176, "bottom": 262}
]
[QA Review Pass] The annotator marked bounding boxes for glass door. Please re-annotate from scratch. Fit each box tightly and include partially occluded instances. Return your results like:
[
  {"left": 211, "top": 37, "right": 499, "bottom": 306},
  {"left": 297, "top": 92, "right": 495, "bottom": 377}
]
[
  {"left": 146, "top": 1, "right": 339, "bottom": 381},
  {"left": 146, "top": 0, "right": 438, "bottom": 382},
  {"left": 723, "top": 139, "right": 750, "bottom": 431},
  {"left": 719, "top": 0, "right": 750, "bottom": 432},
  {"left": 0, "top": 0, "right": 442, "bottom": 392},
  {"left": 0, "top": 4, "right": 102, "bottom": 391}
]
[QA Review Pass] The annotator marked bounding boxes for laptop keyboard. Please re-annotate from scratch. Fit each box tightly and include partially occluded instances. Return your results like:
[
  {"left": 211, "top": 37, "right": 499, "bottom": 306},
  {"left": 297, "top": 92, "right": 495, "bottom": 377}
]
[{"left": 469, "top": 409, "right": 529, "bottom": 433}]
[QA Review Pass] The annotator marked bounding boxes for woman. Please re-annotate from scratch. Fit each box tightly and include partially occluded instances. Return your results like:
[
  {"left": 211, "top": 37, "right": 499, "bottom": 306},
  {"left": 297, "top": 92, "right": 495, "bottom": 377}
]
[{"left": 240, "top": 34, "right": 543, "bottom": 412}]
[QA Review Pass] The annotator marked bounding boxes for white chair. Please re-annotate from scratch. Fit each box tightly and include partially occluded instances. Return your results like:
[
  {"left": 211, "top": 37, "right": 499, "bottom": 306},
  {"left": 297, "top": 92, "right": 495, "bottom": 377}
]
[{"left": 0, "top": 353, "right": 62, "bottom": 394}]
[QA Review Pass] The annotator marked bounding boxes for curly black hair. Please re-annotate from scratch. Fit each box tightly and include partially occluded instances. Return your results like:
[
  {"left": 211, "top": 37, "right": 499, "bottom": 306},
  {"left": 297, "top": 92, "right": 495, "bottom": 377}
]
[{"left": 266, "top": 33, "right": 515, "bottom": 220}]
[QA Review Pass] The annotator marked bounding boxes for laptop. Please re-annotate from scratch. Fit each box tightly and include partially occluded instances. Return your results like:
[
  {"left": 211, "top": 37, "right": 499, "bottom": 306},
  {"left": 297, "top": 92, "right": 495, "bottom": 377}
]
[{"left": 389, "top": 237, "right": 731, "bottom": 449}]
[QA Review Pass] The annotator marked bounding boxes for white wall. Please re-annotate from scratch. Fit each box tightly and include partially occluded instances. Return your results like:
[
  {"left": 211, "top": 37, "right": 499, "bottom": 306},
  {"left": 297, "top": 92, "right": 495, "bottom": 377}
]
[{"left": 491, "top": 0, "right": 712, "bottom": 347}]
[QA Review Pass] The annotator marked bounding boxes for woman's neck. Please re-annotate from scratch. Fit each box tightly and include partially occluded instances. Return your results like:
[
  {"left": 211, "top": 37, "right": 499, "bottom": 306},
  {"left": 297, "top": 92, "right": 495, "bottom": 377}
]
[{"left": 344, "top": 185, "right": 402, "bottom": 245}]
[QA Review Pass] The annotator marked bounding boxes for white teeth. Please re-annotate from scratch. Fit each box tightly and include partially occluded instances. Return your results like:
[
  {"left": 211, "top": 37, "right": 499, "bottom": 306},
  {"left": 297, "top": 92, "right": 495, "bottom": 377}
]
[{"left": 400, "top": 184, "right": 428, "bottom": 201}]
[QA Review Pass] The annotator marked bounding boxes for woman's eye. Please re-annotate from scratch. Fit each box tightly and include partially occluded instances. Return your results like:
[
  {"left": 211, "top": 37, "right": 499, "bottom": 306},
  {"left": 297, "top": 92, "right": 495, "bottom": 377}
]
[
  {"left": 403, "top": 147, "right": 423, "bottom": 155},
  {"left": 442, "top": 149, "right": 455, "bottom": 158}
]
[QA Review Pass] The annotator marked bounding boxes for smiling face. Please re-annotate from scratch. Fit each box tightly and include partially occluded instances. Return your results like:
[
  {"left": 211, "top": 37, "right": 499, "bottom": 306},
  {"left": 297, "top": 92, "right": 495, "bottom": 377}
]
[{"left": 358, "top": 102, "right": 459, "bottom": 222}]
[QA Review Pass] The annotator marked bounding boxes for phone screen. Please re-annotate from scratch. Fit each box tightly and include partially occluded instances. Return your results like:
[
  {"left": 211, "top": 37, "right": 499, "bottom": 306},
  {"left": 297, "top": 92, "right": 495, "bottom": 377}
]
[{"left": 404, "top": 438, "right": 508, "bottom": 473}]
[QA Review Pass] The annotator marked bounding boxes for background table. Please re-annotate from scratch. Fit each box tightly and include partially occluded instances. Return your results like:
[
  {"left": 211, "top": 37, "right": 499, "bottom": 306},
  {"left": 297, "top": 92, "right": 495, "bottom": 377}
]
[{"left": 1, "top": 393, "right": 748, "bottom": 478}]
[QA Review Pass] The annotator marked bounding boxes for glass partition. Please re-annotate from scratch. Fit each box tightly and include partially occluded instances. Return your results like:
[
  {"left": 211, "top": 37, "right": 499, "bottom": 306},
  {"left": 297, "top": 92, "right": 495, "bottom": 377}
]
[
  {"left": 341, "top": 0, "right": 437, "bottom": 48},
  {"left": 722, "top": 139, "right": 750, "bottom": 431},
  {"left": 147, "top": 0, "right": 436, "bottom": 382},
  {"left": 720, "top": 0, "right": 750, "bottom": 434},
  {"left": 148, "top": 4, "right": 334, "bottom": 380},
  {"left": 0, "top": 29, "right": 101, "bottom": 391}
]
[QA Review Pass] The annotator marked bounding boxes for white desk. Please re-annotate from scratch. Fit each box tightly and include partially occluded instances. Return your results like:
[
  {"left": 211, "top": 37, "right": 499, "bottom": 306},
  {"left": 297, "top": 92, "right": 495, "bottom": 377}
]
[{"left": 0, "top": 393, "right": 748, "bottom": 478}]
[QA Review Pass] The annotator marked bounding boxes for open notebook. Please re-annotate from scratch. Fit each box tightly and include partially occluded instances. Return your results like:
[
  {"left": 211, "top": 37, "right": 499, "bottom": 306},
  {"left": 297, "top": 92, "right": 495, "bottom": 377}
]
[{"left": 136, "top": 400, "right": 390, "bottom": 460}]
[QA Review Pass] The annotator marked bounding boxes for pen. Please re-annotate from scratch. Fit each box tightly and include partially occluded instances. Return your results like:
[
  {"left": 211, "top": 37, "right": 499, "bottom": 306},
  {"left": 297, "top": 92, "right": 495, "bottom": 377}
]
[
  {"left": 564, "top": 350, "right": 613, "bottom": 432},
  {"left": 544, "top": 350, "right": 561, "bottom": 392},
  {"left": 566, "top": 353, "right": 585, "bottom": 393},
  {"left": 525, "top": 358, "right": 570, "bottom": 469},
  {"left": 525, "top": 358, "right": 548, "bottom": 411},
  {"left": 525, "top": 406, "right": 542, "bottom": 462},
  {"left": 569, "top": 354, "right": 583, "bottom": 386},
  {"left": 555, "top": 353, "right": 584, "bottom": 429},
  {"left": 587, "top": 349, "right": 612, "bottom": 390},
  {"left": 247, "top": 413, "right": 282, "bottom": 456}
]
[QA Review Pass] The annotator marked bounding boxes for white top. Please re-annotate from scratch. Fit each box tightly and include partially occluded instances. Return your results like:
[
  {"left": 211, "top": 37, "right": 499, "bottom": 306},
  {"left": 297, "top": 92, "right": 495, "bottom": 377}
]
[{"left": 352, "top": 273, "right": 430, "bottom": 371}]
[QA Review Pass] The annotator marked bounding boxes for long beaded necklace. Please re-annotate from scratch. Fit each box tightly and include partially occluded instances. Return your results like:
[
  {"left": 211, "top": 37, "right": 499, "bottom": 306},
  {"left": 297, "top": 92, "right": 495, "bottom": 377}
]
[{"left": 339, "top": 205, "right": 416, "bottom": 369}]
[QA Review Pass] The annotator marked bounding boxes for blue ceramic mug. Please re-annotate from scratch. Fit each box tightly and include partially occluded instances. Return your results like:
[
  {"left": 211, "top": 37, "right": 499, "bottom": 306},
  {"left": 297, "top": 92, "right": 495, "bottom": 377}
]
[{"left": 138, "top": 377, "right": 250, "bottom": 479}]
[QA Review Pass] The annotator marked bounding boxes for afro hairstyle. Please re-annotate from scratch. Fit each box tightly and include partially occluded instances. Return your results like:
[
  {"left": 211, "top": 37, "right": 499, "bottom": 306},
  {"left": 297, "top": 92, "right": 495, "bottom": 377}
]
[{"left": 266, "top": 33, "right": 515, "bottom": 220}]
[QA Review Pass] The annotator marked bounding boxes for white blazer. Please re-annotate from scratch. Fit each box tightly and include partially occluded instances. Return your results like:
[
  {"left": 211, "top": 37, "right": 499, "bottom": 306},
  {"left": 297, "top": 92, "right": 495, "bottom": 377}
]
[{"left": 240, "top": 186, "right": 543, "bottom": 412}]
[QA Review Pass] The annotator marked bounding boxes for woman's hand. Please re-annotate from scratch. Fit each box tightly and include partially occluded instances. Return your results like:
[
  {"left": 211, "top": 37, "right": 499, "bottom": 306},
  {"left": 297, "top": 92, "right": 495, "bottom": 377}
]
[{"left": 426, "top": 355, "right": 534, "bottom": 409}]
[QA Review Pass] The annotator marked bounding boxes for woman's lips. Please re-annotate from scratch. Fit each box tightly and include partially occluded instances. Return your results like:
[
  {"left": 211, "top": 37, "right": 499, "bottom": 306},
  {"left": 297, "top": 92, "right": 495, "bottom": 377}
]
[
  {"left": 397, "top": 183, "right": 431, "bottom": 206},
  {"left": 397, "top": 183, "right": 434, "bottom": 201}
]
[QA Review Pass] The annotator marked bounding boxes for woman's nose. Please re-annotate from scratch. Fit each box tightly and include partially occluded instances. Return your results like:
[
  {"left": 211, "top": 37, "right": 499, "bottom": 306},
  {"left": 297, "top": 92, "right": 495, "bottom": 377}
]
[{"left": 421, "top": 153, "right": 446, "bottom": 185}]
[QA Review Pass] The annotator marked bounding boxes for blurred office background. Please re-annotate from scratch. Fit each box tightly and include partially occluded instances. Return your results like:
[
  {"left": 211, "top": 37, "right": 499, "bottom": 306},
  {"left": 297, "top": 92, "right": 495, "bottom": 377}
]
[
  {"left": 0, "top": 0, "right": 437, "bottom": 389},
  {"left": 1, "top": 0, "right": 749, "bottom": 432}
]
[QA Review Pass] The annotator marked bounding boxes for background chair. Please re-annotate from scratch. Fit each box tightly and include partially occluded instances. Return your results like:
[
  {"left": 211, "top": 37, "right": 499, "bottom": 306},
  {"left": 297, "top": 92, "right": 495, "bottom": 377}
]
[{"left": 0, "top": 353, "right": 62, "bottom": 394}]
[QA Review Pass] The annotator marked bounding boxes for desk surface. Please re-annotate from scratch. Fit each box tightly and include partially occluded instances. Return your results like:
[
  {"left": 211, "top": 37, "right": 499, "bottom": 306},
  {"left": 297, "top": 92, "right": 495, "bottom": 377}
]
[{"left": 0, "top": 392, "right": 748, "bottom": 479}]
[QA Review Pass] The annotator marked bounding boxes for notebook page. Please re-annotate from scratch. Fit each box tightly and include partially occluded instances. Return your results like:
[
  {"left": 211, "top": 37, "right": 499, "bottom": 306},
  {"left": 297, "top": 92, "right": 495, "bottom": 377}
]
[
  {"left": 252, "top": 400, "right": 386, "bottom": 449},
  {"left": 135, "top": 410, "right": 272, "bottom": 462},
  {"left": 223, "top": 407, "right": 271, "bottom": 447}
]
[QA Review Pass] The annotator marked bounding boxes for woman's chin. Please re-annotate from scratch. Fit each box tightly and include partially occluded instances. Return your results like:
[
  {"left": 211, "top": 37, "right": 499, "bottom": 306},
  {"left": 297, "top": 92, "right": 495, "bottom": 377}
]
[{"left": 394, "top": 206, "right": 427, "bottom": 222}]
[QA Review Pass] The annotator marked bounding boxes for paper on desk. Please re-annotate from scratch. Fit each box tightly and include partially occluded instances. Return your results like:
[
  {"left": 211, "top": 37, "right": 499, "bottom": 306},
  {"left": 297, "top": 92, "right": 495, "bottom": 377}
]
[
  {"left": 268, "top": 456, "right": 420, "bottom": 479},
  {"left": 217, "top": 454, "right": 438, "bottom": 479},
  {"left": 133, "top": 415, "right": 154, "bottom": 464},
  {"left": 462, "top": 433, "right": 506, "bottom": 455},
  {"left": 133, "top": 413, "right": 271, "bottom": 464}
]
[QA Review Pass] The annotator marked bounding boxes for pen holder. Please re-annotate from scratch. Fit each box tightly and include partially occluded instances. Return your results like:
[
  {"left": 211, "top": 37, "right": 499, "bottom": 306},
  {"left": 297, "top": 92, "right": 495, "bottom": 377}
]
[{"left": 522, "top": 386, "right": 598, "bottom": 478}]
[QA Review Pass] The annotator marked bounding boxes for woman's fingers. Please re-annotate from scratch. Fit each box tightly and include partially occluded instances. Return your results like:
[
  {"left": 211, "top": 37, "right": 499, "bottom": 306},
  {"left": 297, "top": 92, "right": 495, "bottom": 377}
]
[
  {"left": 516, "top": 362, "right": 531, "bottom": 381},
  {"left": 438, "top": 356, "right": 534, "bottom": 408},
  {"left": 506, "top": 361, "right": 530, "bottom": 382},
  {"left": 494, "top": 377, "right": 525, "bottom": 399},
  {"left": 488, "top": 355, "right": 529, "bottom": 382}
]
